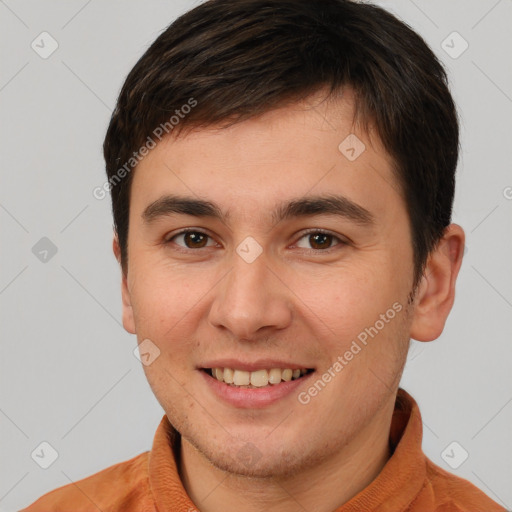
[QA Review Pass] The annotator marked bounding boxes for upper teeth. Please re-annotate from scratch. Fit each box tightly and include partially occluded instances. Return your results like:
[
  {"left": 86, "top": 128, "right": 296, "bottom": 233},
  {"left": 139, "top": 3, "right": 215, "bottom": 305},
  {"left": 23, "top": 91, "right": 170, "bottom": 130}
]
[{"left": 211, "top": 367, "right": 308, "bottom": 387}]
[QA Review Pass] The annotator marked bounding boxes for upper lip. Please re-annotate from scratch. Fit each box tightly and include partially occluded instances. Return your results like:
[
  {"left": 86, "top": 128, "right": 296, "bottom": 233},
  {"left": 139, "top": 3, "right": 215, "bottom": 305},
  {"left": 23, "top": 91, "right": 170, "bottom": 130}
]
[{"left": 199, "top": 359, "right": 315, "bottom": 372}]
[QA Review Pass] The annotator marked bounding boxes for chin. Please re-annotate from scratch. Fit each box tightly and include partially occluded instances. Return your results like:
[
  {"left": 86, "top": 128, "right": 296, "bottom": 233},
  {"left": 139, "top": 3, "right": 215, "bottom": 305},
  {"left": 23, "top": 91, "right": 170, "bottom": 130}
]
[
  {"left": 184, "top": 425, "right": 334, "bottom": 480},
  {"left": 199, "top": 440, "right": 310, "bottom": 479}
]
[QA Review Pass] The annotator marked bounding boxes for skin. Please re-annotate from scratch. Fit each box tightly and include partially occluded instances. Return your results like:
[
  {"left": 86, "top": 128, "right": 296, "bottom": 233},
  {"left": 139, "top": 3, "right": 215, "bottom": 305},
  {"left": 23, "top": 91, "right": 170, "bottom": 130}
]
[{"left": 113, "top": 88, "right": 465, "bottom": 511}]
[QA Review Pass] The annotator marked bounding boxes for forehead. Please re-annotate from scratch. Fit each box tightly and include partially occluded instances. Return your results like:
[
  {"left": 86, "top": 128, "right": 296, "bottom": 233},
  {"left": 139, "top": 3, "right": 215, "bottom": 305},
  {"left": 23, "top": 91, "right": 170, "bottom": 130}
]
[{"left": 130, "top": 89, "right": 401, "bottom": 224}]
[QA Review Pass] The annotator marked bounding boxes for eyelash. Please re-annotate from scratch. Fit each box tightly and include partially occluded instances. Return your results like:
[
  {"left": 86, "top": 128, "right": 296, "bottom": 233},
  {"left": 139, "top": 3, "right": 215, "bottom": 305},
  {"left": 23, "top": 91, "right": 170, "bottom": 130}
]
[{"left": 165, "top": 228, "right": 346, "bottom": 253}]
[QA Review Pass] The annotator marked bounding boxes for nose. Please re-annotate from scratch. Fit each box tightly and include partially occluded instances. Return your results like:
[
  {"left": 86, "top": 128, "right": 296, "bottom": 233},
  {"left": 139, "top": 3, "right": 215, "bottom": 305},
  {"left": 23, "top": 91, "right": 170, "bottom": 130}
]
[{"left": 208, "top": 248, "right": 292, "bottom": 341}]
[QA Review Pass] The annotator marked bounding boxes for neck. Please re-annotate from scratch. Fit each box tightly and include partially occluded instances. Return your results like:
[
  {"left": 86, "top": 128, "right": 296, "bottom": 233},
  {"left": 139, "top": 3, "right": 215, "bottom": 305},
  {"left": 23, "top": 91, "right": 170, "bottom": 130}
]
[{"left": 178, "top": 399, "right": 395, "bottom": 512}]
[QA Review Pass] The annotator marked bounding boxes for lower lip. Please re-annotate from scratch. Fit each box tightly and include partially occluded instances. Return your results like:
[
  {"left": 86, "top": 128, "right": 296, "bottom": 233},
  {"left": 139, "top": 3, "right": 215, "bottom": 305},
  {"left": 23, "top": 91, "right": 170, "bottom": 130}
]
[{"left": 200, "top": 370, "right": 314, "bottom": 409}]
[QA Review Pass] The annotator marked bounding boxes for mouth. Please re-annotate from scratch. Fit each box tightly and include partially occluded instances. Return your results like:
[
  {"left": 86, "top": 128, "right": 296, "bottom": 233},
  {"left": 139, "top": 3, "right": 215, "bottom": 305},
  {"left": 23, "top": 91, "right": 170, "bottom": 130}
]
[{"left": 201, "top": 367, "right": 315, "bottom": 389}]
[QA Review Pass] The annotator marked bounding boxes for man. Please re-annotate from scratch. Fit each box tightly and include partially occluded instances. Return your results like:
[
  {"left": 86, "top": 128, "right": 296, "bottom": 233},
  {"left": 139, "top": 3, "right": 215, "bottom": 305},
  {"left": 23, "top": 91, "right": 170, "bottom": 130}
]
[{"left": 21, "top": 0, "right": 506, "bottom": 510}]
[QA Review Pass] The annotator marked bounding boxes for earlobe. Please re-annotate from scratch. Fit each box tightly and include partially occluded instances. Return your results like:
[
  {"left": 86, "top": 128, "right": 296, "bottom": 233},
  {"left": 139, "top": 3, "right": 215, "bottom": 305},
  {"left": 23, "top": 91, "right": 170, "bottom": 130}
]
[
  {"left": 410, "top": 224, "right": 465, "bottom": 342},
  {"left": 112, "top": 235, "right": 136, "bottom": 335}
]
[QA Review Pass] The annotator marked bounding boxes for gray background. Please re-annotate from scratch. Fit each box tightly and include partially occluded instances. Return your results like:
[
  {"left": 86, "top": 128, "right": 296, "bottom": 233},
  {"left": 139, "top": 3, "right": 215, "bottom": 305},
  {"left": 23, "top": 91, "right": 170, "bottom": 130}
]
[{"left": 1, "top": 0, "right": 511, "bottom": 510}]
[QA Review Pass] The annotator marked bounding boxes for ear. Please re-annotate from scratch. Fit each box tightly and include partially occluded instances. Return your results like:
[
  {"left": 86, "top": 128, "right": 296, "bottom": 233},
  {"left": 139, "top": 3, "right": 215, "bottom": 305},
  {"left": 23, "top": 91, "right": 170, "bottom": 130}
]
[
  {"left": 113, "top": 235, "right": 136, "bottom": 334},
  {"left": 410, "top": 224, "right": 465, "bottom": 342}
]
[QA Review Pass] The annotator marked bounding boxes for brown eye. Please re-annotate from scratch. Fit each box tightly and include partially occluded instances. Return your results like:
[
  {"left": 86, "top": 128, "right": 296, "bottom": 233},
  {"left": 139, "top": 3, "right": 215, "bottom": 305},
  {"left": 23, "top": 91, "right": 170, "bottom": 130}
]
[
  {"left": 309, "top": 233, "right": 333, "bottom": 250},
  {"left": 169, "top": 230, "right": 215, "bottom": 249},
  {"left": 183, "top": 232, "right": 208, "bottom": 248},
  {"left": 295, "top": 231, "right": 343, "bottom": 251}
]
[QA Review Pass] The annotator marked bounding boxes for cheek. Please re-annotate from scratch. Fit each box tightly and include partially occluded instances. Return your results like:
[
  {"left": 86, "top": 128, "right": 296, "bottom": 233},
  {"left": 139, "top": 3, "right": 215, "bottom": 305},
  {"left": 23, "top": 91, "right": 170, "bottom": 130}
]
[
  {"left": 128, "top": 265, "right": 220, "bottom": 361},
  {"left": 130, "top": 262, "right": 200, "bottom": 320},
  {"left": 299, "top": 264, "right": 410, "bottom": 375},
  {"left": 298, "top": 267, "right": 393, "bottom": 334}
]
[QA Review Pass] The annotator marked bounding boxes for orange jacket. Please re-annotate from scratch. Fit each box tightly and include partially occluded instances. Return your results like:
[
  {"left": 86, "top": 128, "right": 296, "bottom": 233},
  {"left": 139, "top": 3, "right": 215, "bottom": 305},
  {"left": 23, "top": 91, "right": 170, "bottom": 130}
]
[{"left": 20, "top": 389, "right": 506, "bottom": 511}]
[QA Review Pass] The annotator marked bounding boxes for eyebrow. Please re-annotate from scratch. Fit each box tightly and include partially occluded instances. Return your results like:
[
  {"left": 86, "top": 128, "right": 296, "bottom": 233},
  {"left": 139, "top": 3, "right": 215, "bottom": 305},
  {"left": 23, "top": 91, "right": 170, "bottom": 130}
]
[{"left": 141, "top": 193, "right": 374, "bottom": 227}]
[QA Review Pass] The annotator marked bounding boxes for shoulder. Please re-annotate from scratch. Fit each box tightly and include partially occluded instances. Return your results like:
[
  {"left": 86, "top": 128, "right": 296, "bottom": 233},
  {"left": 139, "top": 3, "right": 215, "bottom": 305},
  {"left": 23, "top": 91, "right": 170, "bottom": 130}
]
[
  {"left": 423, "top": 458, "right": 507, "bottom": 512},
  {"left": 19, "top": 452, "right": 155, "bottom": 512}
]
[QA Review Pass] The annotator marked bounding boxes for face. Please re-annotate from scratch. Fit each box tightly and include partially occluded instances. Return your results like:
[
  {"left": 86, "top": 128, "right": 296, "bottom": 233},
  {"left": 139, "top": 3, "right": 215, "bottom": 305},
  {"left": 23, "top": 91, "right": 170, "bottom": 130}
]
[{"left": 119, "top": 89, "right": 418, "bottom": 478}]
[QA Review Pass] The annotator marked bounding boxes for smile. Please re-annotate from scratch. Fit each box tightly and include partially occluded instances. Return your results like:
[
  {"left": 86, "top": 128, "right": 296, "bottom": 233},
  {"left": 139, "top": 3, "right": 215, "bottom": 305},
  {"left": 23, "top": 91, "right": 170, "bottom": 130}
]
[{"left": 204, "top": 367, "right": 314, "bottom": 388}]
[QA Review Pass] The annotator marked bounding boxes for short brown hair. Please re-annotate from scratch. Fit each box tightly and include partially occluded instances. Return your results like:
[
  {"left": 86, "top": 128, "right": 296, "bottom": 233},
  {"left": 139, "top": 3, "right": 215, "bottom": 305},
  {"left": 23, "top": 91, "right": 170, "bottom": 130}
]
[{"left": 103, "top": 0, "right": 459, "bottom": 285}]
